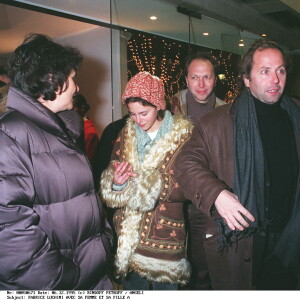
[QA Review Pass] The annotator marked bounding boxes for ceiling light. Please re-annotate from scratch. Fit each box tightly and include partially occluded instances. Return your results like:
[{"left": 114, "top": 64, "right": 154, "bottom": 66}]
[
  {"left": 239, "top": 39, "right": 244, "bottom": 47},
  {"left": 150, "top": 16, "right": 157, "bottom": 20},
  {"left": 203, "top": 32, "right": 209, "bottom": 36},
  {"left": 261, "top": 33, "right": 267, "bottom": 37}
]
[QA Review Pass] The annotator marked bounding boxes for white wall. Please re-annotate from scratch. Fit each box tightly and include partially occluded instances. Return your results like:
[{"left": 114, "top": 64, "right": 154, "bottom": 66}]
[
  {"left": 58, "top": 28, "right": 115, "bottom": 135},
  {"left": 0, "top": 3, "right": 122, "bottom": 136}
]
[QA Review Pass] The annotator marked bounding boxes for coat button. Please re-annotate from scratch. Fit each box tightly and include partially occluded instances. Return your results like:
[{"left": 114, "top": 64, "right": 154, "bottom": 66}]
[
  {"left": 259, "top": 230, "right": 266, "bottom": 237},
  {"left": 244, "top": 257, "right": 251, "bottom": 262}
]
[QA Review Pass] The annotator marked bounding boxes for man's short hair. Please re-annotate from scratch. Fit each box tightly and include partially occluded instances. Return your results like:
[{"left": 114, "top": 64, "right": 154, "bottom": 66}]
[
  {"left": 0, "top": 53, "right": 10, "bottom": 75},
  {"left": 8, "top": 33, "right": 82, "bottom": 100},
  {"left": 184, "top": 52, "right": 219, "bottom": 78},
  {"left": 0, "top": 66, "right": 7, "bottom": 75},
  {"left": 73, "top": 93, "right": 90, "bottom": 113}
]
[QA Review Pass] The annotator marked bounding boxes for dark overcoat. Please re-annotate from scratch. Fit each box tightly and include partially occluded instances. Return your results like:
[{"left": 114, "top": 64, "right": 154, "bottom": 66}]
[{"left": 175, "top": 97, "right": 300, "bottom": 289}]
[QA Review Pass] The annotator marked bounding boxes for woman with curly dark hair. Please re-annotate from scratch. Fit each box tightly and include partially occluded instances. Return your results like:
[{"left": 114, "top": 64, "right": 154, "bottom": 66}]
[{"left": 0, "top": 34, "right": 112, "bottom": 290}]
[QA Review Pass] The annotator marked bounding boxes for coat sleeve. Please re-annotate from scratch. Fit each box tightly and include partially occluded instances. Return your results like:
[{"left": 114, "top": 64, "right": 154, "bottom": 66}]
[
  {"left": 0, "top": 130, "right": 79, "bottom": 290},
  {"left": 100, "top": 161, "right": 163, "bottom": 212},
  {"left": 174, "top": 123, "right": 229, "bottom": 218},
  {"left": 100, "top": 130, "right": 163, "bottom": 212}
]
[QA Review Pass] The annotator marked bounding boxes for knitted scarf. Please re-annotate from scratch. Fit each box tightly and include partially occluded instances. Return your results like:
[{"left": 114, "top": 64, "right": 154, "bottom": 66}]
[
  {"left": 217, "top": 89, "right": 300, "bottom": 255},
  {"left": 135, "top": 110, "right": 173, "bottom": 163}
]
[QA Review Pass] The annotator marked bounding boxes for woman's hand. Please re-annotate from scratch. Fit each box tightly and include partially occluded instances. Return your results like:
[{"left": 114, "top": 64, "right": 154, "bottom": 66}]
[{"left": 113, "top": 161, "right": 138, "bottom": 185}]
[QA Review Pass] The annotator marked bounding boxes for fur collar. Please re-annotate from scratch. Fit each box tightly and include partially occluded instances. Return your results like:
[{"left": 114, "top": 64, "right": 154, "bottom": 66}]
[{"left": 123, "top": 113, "right": 193, "bottom": 170}]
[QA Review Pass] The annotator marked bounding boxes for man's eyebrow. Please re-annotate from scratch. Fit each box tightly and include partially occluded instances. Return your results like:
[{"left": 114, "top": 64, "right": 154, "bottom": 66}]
[{"left": 259, "top": 64, "right": 285, "bottom": 69}]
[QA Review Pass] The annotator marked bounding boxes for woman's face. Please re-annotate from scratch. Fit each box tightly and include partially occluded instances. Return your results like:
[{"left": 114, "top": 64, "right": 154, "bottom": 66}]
[
  {"left": 127, "top": 101, "right": 161, "bottom": 133},
  {"left": 39, "top": 69, "right": 79, "bottom": 113}
]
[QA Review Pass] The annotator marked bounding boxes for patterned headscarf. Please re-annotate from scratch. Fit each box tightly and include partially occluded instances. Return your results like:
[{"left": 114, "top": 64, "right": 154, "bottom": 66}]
[{"left": 121, "top": 71, "right": 166, "bottom": 110}]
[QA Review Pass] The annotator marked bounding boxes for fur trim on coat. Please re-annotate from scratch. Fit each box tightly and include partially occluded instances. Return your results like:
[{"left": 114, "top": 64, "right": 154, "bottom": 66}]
[
  {"left": 100, "top": 163, "right": 163, "bottom": 212},
  {"left": 100, "top": 114, "right": 193, "bottom": 284},
  {"left": 131, "top": 253, "right": 191, "bottom": 285}
]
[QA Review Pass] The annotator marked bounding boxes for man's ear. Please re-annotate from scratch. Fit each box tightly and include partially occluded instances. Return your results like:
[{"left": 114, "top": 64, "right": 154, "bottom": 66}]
[
  {"left": 185, "top": 77, "right": 189, "bottom": 87},
  {"left": 243, "top": 75, "right": 250, "bottom": 88}
]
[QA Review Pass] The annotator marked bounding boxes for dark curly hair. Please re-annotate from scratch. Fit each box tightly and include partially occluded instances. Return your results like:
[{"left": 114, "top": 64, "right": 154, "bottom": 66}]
[{"left": 8, "top": 33, "right": 82, "bottom": 100}]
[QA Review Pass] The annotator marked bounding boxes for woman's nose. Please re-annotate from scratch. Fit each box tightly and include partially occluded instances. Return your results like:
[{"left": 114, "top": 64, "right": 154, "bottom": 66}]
[{"left": 135, "top": 115, "right": 141, "bottom": 124}]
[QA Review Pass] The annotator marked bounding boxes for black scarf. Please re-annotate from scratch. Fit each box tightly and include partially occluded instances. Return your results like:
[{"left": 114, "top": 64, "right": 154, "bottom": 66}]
[{"left": 216, "top": 89, "right": 300, "bottom": 264}]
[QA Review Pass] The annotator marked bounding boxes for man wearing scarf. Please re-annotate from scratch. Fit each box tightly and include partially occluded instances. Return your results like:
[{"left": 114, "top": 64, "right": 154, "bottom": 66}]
[
  {"left": 170, "top": 53, "right": 225, "bottom": 290},
  {"left": 170, "top": 52, "right": 224, "bottom": 120},
  {"left": 174, "top": 40, "right": 300, "bottom": 290}
]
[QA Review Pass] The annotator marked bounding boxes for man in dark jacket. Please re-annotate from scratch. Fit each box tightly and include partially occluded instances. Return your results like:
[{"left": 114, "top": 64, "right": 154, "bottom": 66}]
[
  {"left": 0, "top": 34, "right": 112, "bottom": 290},
  {"left": 170, "top": 53, "right": 225, "bottom": 290},
  {"left": 174, "top": 39, "right": 300, "bottom": 289},
  {"left": 93, "top": 114, "right": 129, "bottom": 192}
]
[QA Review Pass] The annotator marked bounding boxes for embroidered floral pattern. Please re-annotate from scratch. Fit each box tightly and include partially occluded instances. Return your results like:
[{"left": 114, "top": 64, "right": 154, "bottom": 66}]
[
  {"left": 137, "top": 211, "right": 186, "bottom": 255},
  {"left": 159, "top": 204, "right": 166, "bottom": 211}
]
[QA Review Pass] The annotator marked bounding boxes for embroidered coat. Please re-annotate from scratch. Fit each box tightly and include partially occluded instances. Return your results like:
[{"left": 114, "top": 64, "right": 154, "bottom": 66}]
[{"left": 100, "top": 115, "right": 193, "bottom": 284}]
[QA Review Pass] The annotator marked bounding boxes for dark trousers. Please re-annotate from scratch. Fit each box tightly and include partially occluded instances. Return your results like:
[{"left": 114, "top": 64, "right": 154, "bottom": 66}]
[
  {"left": 253, "top": 230, "right": 298, "bottom": 290},
  {"left": 184, "top": 202, "right": 211, "bottom": 290},
  {"left": 122, "top": 271, "right": 178, "bottom": 290}
]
